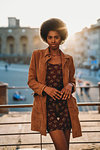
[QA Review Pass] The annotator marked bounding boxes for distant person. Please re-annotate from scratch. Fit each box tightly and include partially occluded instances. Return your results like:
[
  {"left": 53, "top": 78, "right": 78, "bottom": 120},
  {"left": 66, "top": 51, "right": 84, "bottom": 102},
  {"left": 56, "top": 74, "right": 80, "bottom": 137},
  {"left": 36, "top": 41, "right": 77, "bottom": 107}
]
[
  {"left": 77, "top": 72, "right": 83, "bottom": 96},
  {"left": 5, "top": 64, "right": 8, "bottom": 71},
  {"left": 28, "top": 18, "right": 82, "bottom": 150},
  {"left": 84, "top": 81, "right": 90, "bottom": 97}
]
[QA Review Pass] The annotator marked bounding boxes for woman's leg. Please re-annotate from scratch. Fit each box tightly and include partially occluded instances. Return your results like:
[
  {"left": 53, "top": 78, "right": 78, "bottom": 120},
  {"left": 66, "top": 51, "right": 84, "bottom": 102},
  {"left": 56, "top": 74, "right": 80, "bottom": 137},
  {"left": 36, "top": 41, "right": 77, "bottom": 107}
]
[
  {"left": 64, "top": 129, "right": 71, "bottom": 150},
  {"left": 49, "top": 129, "right": 69, "bottom": 150}
]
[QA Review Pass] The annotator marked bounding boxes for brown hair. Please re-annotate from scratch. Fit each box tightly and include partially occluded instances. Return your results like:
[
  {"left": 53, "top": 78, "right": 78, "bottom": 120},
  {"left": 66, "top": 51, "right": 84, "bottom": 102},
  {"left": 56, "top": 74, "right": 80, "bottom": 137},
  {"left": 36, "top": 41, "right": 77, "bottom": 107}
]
[{"left": 40, "top": 18, "right": 68, "bottom": 44}]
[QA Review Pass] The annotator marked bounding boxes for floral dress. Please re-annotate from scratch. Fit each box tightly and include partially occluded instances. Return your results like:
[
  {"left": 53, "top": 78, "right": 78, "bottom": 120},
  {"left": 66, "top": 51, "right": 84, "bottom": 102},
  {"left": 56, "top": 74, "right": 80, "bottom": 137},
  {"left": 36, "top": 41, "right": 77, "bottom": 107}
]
[{"left": 46, "top": 62, "right": 72, "bottom": 132}]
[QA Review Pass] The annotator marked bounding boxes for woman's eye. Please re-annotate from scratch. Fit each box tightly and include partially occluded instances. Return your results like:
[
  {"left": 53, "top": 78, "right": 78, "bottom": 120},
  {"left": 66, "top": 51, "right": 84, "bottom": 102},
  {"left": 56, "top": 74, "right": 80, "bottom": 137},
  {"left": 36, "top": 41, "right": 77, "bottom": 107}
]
[
  {"left": 48, "top": 36, "right": 52, "bottom": 39},
  {"left": 47, "top": 36, "right": 60, "bottom": 39},
  {"left": 55, "top": 36, "right": 59, "bottom": 39}
]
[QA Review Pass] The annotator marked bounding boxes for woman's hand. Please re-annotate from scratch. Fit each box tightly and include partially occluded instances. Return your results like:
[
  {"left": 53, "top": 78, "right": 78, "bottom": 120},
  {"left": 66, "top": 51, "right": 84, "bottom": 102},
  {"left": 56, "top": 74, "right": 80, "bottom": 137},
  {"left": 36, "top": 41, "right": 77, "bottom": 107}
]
[
  {"left": 44, "top": 86, "right": 62, "bottom": 100},
  {"left": 61, "top": 83, "right": 73, "bottom": 100}
]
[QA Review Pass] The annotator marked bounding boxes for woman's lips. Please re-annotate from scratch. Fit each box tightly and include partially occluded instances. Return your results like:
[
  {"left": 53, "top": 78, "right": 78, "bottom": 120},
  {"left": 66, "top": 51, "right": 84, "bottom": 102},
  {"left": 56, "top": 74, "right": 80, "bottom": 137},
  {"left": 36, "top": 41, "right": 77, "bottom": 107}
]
[{"left": 51, "top": 44, "right": 56, "bottom": 46}]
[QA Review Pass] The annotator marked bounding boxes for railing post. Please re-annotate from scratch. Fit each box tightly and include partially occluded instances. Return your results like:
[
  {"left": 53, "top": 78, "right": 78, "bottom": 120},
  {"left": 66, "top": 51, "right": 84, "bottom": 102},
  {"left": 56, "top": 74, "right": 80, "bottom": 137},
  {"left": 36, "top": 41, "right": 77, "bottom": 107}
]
[
  {"left": 40, "top": 134, "right": 42, "bottom": 150},
  {"left": 98, "top": 82, "right": 100, "bottom": 114},
  {"left": 0, "top": 82, "right": 8, "bottom": 113}
]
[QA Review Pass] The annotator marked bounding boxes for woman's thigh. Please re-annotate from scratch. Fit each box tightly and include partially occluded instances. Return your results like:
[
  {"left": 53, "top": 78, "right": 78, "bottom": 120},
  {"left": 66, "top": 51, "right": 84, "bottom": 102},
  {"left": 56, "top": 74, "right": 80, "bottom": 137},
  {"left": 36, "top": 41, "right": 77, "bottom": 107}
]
[
  {"left": 64, "top": 129, "right": 71, "bottom": 149},
  {"left": 49, "top": 129, "right": 70, "bottom": 150}
]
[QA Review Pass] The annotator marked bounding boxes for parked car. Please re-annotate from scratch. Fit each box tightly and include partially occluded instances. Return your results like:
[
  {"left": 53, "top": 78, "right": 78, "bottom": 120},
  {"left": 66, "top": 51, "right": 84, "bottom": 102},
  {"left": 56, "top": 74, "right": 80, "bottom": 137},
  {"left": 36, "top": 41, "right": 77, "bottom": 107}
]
[
  {"left": 82, "top": 62, "right": 91, "bottom": 69},
  {"left": 90, "top": 65, "right": 99, "bottom": 71},
  {"left": 13, "top": 91, "right": 26, "bottom": 101}
]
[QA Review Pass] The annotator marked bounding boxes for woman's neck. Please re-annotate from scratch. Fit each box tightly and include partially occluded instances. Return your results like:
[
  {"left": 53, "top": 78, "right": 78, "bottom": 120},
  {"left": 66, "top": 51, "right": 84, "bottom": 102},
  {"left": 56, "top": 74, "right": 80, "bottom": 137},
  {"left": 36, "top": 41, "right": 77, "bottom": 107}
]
[{"left": 49, "top": 48, "right": 60, "bottom": 56}]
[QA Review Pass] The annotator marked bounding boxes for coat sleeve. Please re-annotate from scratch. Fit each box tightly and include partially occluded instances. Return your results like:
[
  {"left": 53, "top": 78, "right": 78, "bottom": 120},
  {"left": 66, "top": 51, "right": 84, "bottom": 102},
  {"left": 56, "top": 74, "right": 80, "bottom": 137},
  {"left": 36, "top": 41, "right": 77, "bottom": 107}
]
[
  {"left": 27, "top": 51, "right": 46, "bottom": 96},
  {"left": 69, "top": 56, "right": 76, "bottom": 93}
]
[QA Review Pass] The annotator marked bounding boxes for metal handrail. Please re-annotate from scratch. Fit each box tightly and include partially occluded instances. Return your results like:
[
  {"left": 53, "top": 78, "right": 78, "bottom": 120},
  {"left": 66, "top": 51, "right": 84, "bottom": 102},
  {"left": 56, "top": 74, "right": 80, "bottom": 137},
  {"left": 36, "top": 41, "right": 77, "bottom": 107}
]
[
  {"left": 0, "top": 119, "right": 100, "bottom": 126},
  {"left": 0, "top": 102, "right": 100, "bottom": 108},
  {"left": 0, "top": 130, "right": 100, "bottom": 136},
  {"left": 7, "top": 85, "right": 99, "bottom": 90},
  {"left": 0, "top": 141, "right": 100, "bottom": 147},
  {"left": 8, "top": 86, "right": 29, "bottom": 89}
]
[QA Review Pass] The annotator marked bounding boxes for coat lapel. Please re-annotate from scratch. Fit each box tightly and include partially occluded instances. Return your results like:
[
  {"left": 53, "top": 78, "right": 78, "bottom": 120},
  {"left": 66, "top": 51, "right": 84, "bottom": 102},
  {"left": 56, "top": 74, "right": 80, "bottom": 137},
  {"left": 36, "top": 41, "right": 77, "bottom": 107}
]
[
  {"left": 60, "top": 50, "right": 70, "bottom": 68},
  {"left": 38, "top": 48, "right": 51, "bottom": 84},
  {"left": 60, "top": 50, "right": 70, "bottom": 86},
  {"left": 44, "top": 47, "right": 51, "bottom": 63}
]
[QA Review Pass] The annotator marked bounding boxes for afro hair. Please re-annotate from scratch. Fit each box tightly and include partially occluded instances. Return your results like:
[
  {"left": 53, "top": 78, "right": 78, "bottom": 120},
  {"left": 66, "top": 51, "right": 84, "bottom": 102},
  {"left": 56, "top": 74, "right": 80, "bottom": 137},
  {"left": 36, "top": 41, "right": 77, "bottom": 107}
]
[{"left": 40, "top": 18, "right": 68, "bottom": 44}]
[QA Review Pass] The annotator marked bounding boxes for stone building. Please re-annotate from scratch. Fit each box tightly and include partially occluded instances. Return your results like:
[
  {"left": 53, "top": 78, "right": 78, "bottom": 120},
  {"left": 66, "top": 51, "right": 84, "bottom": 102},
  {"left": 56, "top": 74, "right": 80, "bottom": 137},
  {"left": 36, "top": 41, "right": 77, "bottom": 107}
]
[
  {"left": 0, "top": 17, "right": 46, "bottom": 63},
  {"left": 86, "top": 19, "right": 100, "bottom": 67},
  {"left": 72, "top": 19, "right": 100, "bottom": 68}
]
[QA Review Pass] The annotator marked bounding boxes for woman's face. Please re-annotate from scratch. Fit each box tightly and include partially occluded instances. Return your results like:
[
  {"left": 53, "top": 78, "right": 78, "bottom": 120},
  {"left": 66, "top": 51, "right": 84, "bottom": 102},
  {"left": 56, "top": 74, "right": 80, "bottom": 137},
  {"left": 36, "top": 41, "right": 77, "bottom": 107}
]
[{"left": 47, "top": 31, "right": 61, "bottom": 50}]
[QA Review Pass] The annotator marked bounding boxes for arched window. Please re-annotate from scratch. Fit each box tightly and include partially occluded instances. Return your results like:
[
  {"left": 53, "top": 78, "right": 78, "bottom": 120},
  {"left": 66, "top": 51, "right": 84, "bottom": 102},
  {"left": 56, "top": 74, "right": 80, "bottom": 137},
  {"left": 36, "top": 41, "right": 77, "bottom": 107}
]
[
  {"left": 7, "top": 36, "right": 15, "bottom": 54},
  {"left": 20, "top": 36, "right": 28, "bottom": 55},
  {"left": 9, "top": 44, "right": 14, "bottom": 54}
]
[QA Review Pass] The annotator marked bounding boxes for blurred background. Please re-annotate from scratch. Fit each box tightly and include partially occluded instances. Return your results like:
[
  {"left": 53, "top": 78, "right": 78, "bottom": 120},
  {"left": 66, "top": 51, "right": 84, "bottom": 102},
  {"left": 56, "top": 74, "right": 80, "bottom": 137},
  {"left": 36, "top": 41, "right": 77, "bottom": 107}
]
[{"left": 0, "top": 0, "right": 100, "bottom": 112}]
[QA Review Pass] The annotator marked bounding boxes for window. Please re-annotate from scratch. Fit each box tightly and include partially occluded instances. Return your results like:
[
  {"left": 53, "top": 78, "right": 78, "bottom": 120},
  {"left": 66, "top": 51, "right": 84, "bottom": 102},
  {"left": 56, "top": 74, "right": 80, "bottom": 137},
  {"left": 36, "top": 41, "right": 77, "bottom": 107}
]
[
  {"left": 23, "top": 44, "right": 27, "bottom": 54},
  {"left": 10, "top": 44, "right": 14, "bottom": 54}
]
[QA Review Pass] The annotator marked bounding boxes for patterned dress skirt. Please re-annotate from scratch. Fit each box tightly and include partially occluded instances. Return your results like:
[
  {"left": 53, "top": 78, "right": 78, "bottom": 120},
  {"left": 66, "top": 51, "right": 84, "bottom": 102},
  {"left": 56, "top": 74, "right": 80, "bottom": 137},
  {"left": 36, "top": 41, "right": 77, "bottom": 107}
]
[{"left": 46, "top": 62, "right": 72, "bottom": 132}]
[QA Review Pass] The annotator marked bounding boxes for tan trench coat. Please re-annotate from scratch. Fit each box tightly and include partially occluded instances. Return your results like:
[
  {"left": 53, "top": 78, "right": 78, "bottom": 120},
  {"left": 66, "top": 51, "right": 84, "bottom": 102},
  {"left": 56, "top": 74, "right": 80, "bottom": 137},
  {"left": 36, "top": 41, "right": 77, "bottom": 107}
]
[{"left": 28, "top": 47, "right": 82, "bottom": 138}]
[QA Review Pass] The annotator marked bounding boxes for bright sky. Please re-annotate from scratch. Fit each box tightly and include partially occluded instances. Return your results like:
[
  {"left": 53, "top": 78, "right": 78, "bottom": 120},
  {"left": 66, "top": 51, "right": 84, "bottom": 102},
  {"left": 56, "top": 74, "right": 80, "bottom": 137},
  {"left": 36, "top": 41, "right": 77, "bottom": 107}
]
[{"left": 0, "top": 0, "right": 100, "bottom": 37}]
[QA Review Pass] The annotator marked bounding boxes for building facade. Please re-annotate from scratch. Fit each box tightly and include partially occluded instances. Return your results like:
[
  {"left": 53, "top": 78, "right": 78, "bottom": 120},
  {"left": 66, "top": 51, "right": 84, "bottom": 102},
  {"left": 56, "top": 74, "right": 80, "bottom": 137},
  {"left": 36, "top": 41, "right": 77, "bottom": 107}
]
[
  {"left": 0, "top": 17, "right": 46, "bottom": 63},
  {"left": 73, "top": 19, "right": 100, "bottom": 68}
]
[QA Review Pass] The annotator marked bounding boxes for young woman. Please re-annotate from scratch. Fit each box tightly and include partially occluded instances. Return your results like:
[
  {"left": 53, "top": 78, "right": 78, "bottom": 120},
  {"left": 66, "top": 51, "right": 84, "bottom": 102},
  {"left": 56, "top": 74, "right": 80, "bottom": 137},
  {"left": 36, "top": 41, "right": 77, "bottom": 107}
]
[{"left": 28, "top": 18, "right": 82, "bottom": 150}]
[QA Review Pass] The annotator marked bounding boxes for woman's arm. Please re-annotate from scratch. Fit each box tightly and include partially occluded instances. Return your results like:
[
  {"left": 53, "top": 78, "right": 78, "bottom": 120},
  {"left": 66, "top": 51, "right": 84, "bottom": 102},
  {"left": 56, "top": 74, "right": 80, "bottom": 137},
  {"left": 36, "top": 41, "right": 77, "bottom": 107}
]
[{"left": 27, "top": 51, "right": 46, "bottom": 96}]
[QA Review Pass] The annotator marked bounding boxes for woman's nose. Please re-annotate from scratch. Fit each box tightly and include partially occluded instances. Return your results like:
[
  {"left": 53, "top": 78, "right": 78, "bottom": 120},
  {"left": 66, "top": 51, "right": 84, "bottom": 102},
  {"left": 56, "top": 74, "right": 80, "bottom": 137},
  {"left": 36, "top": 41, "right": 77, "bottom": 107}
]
[{"left": 51, "top": 38, "right": 55, "bottom": 43}]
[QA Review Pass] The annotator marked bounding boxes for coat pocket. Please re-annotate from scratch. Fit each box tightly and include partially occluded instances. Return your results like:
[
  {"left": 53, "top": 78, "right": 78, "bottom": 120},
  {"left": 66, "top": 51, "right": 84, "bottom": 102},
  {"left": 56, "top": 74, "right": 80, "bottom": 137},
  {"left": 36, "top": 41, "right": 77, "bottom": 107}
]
[
  {"left": 67, "top": 96, "right": 79, "bottom": 113},
  {"left": 33, "top": 96, "right": 42, "bottom": 113},
  {"left": 31, "top": 105, "right": 42, "bottom": 131}
]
